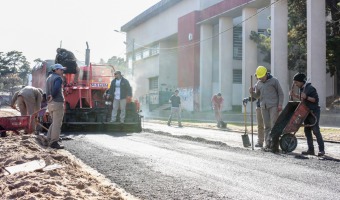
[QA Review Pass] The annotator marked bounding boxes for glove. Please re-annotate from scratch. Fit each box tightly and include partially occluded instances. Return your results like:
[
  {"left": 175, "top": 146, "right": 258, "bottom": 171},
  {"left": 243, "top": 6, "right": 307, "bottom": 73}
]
[{"left": 243, "top": 98, "right": 249, "bottom": 104}]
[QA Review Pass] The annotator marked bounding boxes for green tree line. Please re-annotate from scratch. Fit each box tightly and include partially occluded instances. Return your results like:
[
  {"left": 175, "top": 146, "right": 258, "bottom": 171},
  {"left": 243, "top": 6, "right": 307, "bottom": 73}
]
[
  {"left": 0, "top": 51, "right": 31, "bottom": 93},
  {"left": 250, "top": 0, "right": 340, "bottom": 93}
]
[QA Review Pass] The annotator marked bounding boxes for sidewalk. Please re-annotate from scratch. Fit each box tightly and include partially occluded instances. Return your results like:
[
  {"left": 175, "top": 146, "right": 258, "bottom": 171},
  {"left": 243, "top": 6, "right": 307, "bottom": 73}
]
[
  {"left": 143, "top": 109, "right": 340, "bottom": 128},
  {"left": 142, "top": 120, "right": 340, "bottom": 161}
]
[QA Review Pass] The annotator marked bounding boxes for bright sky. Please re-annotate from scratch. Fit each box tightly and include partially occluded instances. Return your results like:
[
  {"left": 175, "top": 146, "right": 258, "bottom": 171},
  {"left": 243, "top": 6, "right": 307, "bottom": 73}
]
[{"left": 0, "top": 0, "right": 160, "bottom": 67}]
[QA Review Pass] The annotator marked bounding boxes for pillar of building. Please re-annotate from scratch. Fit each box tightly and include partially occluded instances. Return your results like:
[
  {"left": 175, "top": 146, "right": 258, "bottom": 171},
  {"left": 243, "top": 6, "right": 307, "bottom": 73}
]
[
  {"left": 271, "top": 0, "right": 289, "bottom": 106},
  {"left": 307, "top": 0, "right": 326, "bottom": 110},
  {"left": 199, "top": 23, "right": 213, "bottom": 111},
  {"left": 219, "top": 17, "right": 233, "bottom": 111},
  {"left": 242, "top": 7, "right": 258, "bottom": 112}
]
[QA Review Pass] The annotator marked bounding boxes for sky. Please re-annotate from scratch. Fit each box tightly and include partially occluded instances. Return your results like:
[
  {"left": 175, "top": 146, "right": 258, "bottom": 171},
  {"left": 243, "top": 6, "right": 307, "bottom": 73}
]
[{"left": 0, "top": 0, "right": 160, "bottom": 67}]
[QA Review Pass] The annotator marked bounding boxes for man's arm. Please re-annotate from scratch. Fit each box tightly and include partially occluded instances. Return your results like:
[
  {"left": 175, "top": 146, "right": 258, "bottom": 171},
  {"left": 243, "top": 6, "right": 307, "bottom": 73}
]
[
  {"left": 126, "top": 79, "right": 132, "bottom": 97},
  {"left": 11, "top": 91, "right": 19, "bottom": 108},
  {"left": 51, "top": 78, "right": 62, "bottom": 98},
  {"left": 35, "top": 89, "right": 43, "bottom": 112}
]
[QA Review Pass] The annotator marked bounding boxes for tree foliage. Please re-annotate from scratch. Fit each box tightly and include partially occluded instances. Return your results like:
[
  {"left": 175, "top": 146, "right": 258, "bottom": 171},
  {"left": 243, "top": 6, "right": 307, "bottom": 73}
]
[
  {"left": 0, "top": 51, "right": 31, "bottom": 91},
  {"left": 250, "top": 0, "right": 340, "bottom": 76},
  {"left": 106, "top": 56, "right": 128, "bottom": 75}
]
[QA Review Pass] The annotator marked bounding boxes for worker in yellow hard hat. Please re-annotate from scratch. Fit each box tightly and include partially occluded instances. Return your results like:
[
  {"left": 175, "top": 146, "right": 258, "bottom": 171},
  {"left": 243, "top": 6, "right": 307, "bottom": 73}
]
[{"left": 249, "top": 66, "right": 284, "bottom": 153}]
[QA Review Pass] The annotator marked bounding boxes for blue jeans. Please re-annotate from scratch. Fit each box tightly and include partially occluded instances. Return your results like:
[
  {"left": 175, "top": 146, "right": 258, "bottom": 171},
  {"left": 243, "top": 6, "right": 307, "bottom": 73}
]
[{"left": 304, "top": 109, "right": 324, "bottom": 152}]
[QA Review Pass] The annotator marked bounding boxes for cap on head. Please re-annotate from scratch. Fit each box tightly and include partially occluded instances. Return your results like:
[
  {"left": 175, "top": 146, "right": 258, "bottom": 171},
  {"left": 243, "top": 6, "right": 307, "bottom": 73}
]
[
  {"left": 293, "top": 72, "right": 306, "bottom": 83},
  {"left": 217, "top": 93, "right": 221, "bottom": 96},
  {"left": 256, "top": 66, "right": 267, "bottom": 79},
  {"left": 52, "top": 64, "right": 66, "bottom": 71}
]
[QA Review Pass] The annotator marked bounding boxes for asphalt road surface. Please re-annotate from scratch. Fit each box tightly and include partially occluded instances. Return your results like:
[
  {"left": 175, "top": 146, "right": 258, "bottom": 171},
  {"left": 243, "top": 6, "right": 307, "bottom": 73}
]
[{"left": 63, "top": 128, "right": 340, "bottom": 200}]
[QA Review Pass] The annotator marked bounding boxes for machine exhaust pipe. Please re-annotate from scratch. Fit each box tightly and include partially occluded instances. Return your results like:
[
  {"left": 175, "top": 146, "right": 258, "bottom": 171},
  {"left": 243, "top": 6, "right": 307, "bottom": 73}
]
[{"left": 85, "top": 42, "right": 90, "bottom": 66}]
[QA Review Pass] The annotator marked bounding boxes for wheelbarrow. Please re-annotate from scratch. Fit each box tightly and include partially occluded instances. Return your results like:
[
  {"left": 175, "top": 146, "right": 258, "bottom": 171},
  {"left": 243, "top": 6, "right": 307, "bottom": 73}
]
[
  {"left": 270, "top": 101, "right": 317, "bottom": 153},
  {"left": 0, "top": 115, "right": 32, "bottom": 137},
  {"left": 0, "top": 108, "right": 49, "bottom": 137}
]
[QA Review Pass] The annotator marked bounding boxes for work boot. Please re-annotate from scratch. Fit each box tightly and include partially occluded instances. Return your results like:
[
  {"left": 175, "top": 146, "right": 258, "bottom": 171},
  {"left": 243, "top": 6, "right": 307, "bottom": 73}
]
[
  {"left": 255, "top": 143, "right": 263, "bottom": 148},
  {"left": 1, "top": 132, "right": 7, "bottom": 137},
  {"left": 301, "top": 149, "right": 315, "bottom": 155},
  {"left": 317, "top": 151, "right": 325, "bottom": 156},
  {"left": 50, "top": 141, "right": 65, "bottom": 149}
]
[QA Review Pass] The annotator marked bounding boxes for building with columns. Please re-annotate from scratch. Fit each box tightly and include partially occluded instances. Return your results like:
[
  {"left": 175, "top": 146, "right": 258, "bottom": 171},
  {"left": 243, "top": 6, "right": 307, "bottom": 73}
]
[{"left": 121, "top": 0, "right": 334, "bottom": 113}]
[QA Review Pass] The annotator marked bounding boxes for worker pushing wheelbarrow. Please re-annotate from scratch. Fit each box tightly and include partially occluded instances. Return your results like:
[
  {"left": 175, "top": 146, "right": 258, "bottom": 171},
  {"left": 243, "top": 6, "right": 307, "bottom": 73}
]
[
  {"left": 270, "top": 101, "right": 317, "bottom": 153},
  {"left": 270, "top": 73, "right": 325, "bottom": 156}
]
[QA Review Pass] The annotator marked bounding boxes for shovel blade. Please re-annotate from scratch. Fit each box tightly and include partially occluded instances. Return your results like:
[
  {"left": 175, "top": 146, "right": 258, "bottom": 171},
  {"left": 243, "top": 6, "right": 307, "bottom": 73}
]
[{"left": 242, "top": 134, "right": 251, "bottom": 147}]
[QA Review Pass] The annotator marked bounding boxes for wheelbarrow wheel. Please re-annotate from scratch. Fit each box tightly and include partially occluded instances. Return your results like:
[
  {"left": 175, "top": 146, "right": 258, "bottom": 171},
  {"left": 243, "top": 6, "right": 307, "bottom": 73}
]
[{"left": 280, "top": 133, "right": 297, "bottom": 153}]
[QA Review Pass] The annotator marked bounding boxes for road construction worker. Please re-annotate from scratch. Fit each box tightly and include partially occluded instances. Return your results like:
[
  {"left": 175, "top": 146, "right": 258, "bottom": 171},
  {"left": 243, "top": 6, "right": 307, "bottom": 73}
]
[
  {"left": 211, "top": 93, "right": 225, "bottom": 128},
  {"left": 167, "top": 90, "right": 183, "bottom": 127},
  {"left": 11, "top": 86, "right": 43, "bottom": 133},
  {"left": 46, "top": 64, "right": 66, "bottom": 149},
  {"left": 289, "top": 72, "right": 325, "bottom": 156},
  {"left": 55, "top": 48, "right": 79, "bottom": 84},
  {"left": 244, "top": 74, "right": 265, "bottom": 147},
  {"left": 249, "top": 66, "right": 284, "bottom": 153},
  {"left": 106, "top": 71, "right": 132, "bottom": 123}
]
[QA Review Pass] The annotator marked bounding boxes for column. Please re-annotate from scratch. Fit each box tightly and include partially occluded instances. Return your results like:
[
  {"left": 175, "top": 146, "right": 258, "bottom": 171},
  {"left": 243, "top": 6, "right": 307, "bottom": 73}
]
[
  {"left": 242, "top": 7, "right": 258, "bottom": 111},
  {"left": 219, "top": 17, "right": 233, "bottom": 111},
  {"left": 200, "top": 23, "right": 213, "bottom": 111},
  {"left": 271, "top": 0, "right": 289, "bottom": 106},
  {"left": 307, "top": 0, "right": 326, "bottom": 110}
]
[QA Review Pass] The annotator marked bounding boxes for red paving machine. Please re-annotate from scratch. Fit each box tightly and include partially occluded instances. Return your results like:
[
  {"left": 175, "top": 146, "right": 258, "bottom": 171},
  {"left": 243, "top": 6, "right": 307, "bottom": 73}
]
[{"left": 31, "top": 45, "right": 142, "bottom": 132}]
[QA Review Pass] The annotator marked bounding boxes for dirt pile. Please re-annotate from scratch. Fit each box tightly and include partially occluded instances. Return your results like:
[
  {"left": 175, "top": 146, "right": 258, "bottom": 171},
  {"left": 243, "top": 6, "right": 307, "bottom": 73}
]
[
  {"left": 0, "top": 108, "right": 136, "bottom": 200},
  {"left": 0, "top": 135, "right": 133, "bottom": 200}
]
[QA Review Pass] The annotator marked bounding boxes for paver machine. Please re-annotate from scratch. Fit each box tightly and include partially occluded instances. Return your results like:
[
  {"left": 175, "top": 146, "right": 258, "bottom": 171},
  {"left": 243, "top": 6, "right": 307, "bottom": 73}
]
[{"left": 31, "top": 44, "right": 142, "bottom": 133}]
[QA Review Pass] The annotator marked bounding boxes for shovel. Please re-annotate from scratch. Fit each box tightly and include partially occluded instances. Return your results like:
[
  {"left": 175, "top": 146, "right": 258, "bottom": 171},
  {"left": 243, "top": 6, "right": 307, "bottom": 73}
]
[{"left": 242, "top": 100, "right": 251, "bottom": 147}]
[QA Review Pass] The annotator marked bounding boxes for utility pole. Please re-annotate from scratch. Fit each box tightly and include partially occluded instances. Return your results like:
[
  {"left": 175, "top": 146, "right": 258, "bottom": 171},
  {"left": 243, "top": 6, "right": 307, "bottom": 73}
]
[{"left": 131, "top": 38, "right": 135, "bottom": 76}]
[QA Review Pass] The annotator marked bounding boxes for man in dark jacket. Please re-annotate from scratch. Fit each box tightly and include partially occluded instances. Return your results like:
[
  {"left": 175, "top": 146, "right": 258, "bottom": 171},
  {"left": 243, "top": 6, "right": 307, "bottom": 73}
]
[
  {"left": 107, "top": 71, "right": 132, "bottom": 123},
  {"left": 55, "top": 48, "right": 79, "bottom": 84},
  {"left": 167, "top": 90, "right": 183, "bottom": 127},
  {"left": 289, "top": 73, "right": 325, "bottom": 156}
]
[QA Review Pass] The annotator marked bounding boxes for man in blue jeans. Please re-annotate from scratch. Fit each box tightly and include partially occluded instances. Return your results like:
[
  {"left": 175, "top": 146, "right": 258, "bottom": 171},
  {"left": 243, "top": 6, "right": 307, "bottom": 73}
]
[
  {"left": 167, "top": 90, "right": 183, "bottom": 127},
  {"left": 289, "top": 73, "right": 325, "bottom": 156}
]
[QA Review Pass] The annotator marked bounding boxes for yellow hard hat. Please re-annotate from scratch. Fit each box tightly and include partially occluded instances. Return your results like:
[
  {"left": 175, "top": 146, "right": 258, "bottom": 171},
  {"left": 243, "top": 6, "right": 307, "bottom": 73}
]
[{"left": 256, "top": 66, "right": 267, "bottom": 78}]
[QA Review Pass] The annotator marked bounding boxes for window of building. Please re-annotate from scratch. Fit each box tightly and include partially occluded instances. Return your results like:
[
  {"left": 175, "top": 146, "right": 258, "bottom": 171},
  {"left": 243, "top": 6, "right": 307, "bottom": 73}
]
[
  {"left": 143, "top": 48, "right": 150, "bottom": 58},
  {"left": 149, "top": 77, "right": 158, "bottom": 90},
  {"left": 135, "top": 51, "right": 142, "bottom": 61},
  {"left": 150, "top": 44, "right": 159, "bottom": 56},
  {"left": 233, "top": 69, "right": 242, "bottom": 84},
  {"left": 233, "top": 27, "right": 242, "bottom": 60}
]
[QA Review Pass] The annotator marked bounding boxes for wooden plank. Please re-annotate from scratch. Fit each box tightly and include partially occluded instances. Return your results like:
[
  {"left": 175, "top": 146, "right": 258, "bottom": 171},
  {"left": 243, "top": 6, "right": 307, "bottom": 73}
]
[{"left": 5, "top": 160, "right": 46, "bottom": 174}]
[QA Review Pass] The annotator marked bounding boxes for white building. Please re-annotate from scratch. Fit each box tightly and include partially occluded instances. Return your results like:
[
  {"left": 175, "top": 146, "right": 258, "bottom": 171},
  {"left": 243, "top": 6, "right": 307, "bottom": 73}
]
[{"left": 121, "top": 0, "right": 334, "bottom": 112}]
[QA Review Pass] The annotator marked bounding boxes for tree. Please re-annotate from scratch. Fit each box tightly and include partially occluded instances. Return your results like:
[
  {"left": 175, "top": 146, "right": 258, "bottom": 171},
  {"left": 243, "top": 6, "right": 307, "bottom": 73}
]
[
  {"left": 0, "top": 51, "right": 31, "bottom": 91},
  {"left": 250, "top": 0, "right": 340, "bottom": 77},
  {"left": 107, "top": 56, "right": 128, "bottom": 75}
]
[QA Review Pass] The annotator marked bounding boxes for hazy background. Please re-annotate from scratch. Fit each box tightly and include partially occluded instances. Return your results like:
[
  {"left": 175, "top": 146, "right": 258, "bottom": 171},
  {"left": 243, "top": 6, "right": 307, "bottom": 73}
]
[{"left": 0, "top": 0, "right": 160, "bottom": 66}]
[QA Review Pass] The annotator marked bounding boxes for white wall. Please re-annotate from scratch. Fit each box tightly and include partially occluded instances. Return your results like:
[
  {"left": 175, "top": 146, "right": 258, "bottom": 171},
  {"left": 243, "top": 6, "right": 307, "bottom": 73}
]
[{"left": 127, "top": 0, "right": 200, "bottom": 50}]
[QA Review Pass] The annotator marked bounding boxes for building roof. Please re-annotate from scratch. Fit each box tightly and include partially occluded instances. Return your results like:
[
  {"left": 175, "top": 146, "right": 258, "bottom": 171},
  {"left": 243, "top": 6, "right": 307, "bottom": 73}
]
[{"left": 121, "top": 0, "right": 182, "bottom": 32}]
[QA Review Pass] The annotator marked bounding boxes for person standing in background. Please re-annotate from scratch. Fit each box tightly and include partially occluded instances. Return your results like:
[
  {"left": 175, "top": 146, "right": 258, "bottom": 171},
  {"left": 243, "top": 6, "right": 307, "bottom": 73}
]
[
  {"left": 211, "top": 93, "right": 224, "bottom": 127},
  {"left": 167, "top": 90, "right": 183, "bottom": 127}
]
